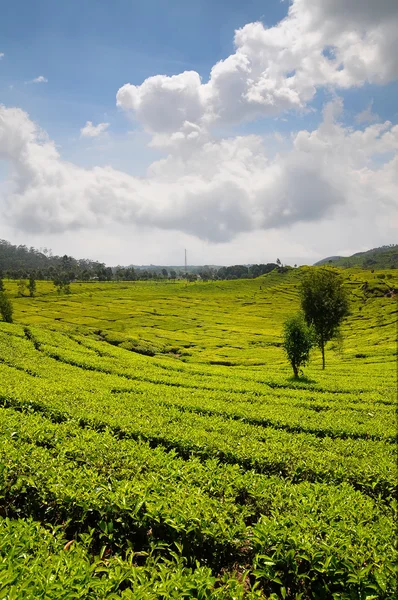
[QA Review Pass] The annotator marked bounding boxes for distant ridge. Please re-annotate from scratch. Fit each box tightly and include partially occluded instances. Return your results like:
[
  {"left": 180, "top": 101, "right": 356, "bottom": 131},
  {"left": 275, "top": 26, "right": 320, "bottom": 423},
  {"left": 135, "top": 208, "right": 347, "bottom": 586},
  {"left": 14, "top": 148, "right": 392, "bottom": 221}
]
[
  {"left": 314, "top": 256, "right": 342, "bottom": 265},
  {"left": 315, "top": 245, "right": 398, "bottom": 269}
]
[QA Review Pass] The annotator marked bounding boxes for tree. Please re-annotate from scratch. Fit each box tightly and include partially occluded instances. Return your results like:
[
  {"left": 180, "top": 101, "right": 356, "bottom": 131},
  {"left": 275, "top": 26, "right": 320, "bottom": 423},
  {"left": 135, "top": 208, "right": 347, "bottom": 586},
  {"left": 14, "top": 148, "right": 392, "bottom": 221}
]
[
  {"left": 300, "top": 268, "right": 349, "bottom": 369},
  {"left": 0, "top": 277, "right": 4, "bottom": 292},
  {"left": 17, "top": 279, "right": 27, "bottom": 297},
  {"left": 0, "top": 292, "right": 13, "bottom": 323},
  {"left": 52, "top": 272, "right": 71, "bottom": 294},
  {"left": 283, "top": 313, "right": 313, "bottom": 378},
  {"left": 28, "top": 273, "right": 36, "bottom": 297}
]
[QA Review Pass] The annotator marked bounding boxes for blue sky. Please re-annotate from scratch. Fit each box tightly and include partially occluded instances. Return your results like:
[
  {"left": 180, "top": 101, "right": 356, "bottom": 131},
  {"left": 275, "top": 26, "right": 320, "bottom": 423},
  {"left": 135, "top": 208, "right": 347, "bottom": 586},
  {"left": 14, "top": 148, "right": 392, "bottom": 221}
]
[
  {"left": 0, "top": 1, "right": 285, "bottom": 133},
  {"left": 0, "top": 0, "right": 397, "bottom": 265},
  {"left": 1, "top": 0, "right": 397, "bottom": 142}
]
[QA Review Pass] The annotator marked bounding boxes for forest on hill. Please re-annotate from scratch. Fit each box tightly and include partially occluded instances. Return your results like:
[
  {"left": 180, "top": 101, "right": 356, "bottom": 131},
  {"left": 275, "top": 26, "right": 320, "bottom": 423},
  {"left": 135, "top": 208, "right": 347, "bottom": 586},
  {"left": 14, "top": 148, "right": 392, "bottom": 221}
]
[
  {"left": 0, "top": 239, "right": 106, "bottom": 281},
  {"left": 315, "top": 244, "right": 398, "bottom": 269}
]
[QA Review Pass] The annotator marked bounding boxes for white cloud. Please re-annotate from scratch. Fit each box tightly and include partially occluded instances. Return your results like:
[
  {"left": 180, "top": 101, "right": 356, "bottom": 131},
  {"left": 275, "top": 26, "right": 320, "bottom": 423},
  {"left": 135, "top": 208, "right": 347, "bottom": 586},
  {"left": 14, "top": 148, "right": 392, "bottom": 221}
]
[
  {"left": 117, "top": 0, "right": 398, "bottom": 143},
  {"left": 0, "top": 100, "right": 396, "bottom": 245},
  {"left": 0, "top": 0, "right": 397, "bottom": 262},
  {"left": 0, "top": 53, "right": 4, "bottom": 60},
  {"left": 32, "top": 75, "right": 48, "bottom": 84},
  {"left": 117, "top": 71, "right": 206, "bottom": 135},
  {"left": 355, "top": 101, "right": 379, "bottom": 124},
  {"left": 80, "top": 121, "right": 110, "bottom": 138}
]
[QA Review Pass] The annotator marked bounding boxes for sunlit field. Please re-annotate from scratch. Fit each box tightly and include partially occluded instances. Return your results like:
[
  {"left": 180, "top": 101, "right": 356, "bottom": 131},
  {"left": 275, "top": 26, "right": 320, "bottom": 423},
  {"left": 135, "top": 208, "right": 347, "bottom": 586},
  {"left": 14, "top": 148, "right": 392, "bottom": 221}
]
[{"left": 1, "top": 267, "right": 397, "bottom": 599}]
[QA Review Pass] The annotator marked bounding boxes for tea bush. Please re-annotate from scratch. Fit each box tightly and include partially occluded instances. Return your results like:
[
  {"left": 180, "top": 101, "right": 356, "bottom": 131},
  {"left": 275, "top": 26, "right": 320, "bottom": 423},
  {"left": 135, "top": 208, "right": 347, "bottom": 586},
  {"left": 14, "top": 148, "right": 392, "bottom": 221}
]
[{"left": 0, "top": 267, "right": 397, "bottom": 598}]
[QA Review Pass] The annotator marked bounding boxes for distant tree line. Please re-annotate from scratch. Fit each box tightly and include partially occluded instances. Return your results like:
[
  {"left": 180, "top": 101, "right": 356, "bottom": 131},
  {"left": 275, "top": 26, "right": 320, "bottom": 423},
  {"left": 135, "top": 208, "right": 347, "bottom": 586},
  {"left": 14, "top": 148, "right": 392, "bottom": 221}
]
[
  {"left": 213, "top": 263, "right": 282, "bottom": 279},
  {"left": 81, "top": 262, "right": 283, "bottom": 282},
  {"left": 0, "top": 239, "right": 287, "bottom": 283}
]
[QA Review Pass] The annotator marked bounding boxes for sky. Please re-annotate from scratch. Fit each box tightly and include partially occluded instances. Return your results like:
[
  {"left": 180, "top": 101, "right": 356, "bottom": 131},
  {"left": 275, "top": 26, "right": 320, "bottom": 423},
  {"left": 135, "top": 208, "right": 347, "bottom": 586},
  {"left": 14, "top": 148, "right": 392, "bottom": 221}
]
[{"left": 0, "top": 0, "right": 397, "bottom": 266}]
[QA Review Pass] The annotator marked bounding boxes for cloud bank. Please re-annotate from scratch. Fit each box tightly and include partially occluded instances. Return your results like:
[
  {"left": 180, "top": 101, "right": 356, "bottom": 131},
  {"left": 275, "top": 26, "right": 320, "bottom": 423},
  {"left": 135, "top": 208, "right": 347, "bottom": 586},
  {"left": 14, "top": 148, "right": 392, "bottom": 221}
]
[
  {"left": 117, "top": 0, "right": 398, "bottom": 143},
  {"left": 0, "top": 99, "right": 397, "bottom": 242},
  {"left": 0, "top": 0, "right": 397, "bottom": 248}
]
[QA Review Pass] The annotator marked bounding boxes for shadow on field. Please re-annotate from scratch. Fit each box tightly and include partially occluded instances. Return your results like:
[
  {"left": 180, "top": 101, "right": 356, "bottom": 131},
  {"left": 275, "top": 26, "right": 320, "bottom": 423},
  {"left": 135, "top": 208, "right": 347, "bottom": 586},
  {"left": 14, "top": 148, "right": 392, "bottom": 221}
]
[{"left": 286, "top": 375, "right": 318, "bottom": 385}]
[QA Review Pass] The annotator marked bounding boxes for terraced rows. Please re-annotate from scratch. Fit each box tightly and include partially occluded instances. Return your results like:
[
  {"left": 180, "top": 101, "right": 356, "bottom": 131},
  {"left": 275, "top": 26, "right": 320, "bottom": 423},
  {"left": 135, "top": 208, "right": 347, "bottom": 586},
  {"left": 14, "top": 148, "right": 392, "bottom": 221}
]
[{"left": 0, "top": 268, "right": 397, "bottom": 598}]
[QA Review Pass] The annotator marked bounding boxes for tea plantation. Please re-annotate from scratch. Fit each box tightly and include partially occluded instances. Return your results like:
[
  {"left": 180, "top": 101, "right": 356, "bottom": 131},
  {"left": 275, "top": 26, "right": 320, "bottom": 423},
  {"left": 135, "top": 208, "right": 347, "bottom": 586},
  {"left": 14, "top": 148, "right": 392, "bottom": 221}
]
[{"left": 0, "top": 267, "right": 397, "bottom": 599}]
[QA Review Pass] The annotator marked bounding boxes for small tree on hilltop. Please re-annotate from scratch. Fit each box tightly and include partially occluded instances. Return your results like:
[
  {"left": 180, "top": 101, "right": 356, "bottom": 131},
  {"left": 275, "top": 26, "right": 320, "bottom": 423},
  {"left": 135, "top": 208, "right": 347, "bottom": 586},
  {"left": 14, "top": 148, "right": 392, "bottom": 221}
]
[
  {"left": 0, "top": 292, "right": 13, "bottom": 323},
  {"left": 283, "top": 313, "right": 313, "bottom": 378},
  {"left": 300, "top": 268, "right": 349, "bottom": 369}
]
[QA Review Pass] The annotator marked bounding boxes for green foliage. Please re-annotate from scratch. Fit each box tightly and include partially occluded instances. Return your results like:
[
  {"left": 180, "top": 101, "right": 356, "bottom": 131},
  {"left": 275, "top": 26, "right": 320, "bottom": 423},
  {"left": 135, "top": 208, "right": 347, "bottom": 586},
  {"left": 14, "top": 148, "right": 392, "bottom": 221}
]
[
  {"left": 17, "top": 278, "right": 27, "bottom": 297},
  {"left": 53, "top": 272, "right": 72, "bottom": 294},
  {"left": 362, "top": 279, "right": 392, "bottom": 298},
  {"left": 28, "top": 273, "right": 37, "bottom": 297},
  {"left": 0, "top": 277, "right": 4, "bottom": 292},
  {"left": 300, "top": 268, "right": 349, "bottom": 368},
  {"left": 0, "top": 237, "right": 280, "bottom": 282},
  {"left": 0, "top": 238, "right": 106, "bottom": 280},
  {"left": 283, "top": 313, "right": 313, "bottom": 377},
  {"left": 0, "top": 517, "right": 260, "bottom": 599},
  {"left": 0, "top": 267, "right": 397, "bottom": 598},
  {"left": 0, "top": 291, "right": 13, "bottom": 323},
  {"left": 315, "top": 244, "right": 398, "bottom": 269}
]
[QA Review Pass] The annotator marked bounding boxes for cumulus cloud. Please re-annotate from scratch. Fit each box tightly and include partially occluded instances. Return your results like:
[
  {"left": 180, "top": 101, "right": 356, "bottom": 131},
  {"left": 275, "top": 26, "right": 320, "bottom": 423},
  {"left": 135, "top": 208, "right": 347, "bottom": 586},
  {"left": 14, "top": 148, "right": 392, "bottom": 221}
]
[
  {"left": 0, "top": 101, "right": 397, "bottom": 242},
  {"left": 117, "top": 0, "right": 398, "bottom": 144},
  {"left": 1, "top": 1, "right": 397, "bottom": 248},
  {"left": 80, "top": 121, "right": 110, "bottom": 138},
  {"left": 31, "top": 75, "right": 48, "bottom": 84},
  {"left": 117, "top": 71, "right": 206, "bottom": 135},
  {"left": 0, "top": 53, "right": 4, "bottom": 60}
]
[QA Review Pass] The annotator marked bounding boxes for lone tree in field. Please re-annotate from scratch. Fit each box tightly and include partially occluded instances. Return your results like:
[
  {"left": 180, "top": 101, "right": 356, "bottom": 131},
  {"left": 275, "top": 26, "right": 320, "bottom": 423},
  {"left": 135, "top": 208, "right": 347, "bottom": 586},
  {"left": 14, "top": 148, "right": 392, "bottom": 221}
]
[
  {"left": 300, "top": 268, "right": 349, "bottom": 369},
  {"left": 0, "top": 292, "right": 13, "bottom": 323},
  {"left": 28, "top": 273, "right": 37, "bottom": 297},
  {"left": 283, "top": 313, "right": 313, "bottom": 378},
  {"left": 52, "top": 272, "right": 71, "bottom": 295},
  {"left": 17, "top": 279, "right": 27, "bottom": 297}
]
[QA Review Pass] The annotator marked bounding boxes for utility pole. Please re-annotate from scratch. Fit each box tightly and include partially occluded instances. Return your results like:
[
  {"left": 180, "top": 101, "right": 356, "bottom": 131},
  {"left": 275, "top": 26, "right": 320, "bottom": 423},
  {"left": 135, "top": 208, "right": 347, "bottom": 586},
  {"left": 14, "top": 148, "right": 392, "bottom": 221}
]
[{"left": 184, "top": 249, "right": 187, "bottom": 273}]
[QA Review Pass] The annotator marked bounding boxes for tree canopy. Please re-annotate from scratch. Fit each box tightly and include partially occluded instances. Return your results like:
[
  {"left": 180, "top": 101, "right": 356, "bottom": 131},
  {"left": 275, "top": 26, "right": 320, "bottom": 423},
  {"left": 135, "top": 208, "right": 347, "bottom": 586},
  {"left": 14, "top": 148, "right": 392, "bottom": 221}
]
[
  {"left": 0, "top": 292, "right": 13, "bottom": 323},
  {"left": 283, "top": 313, "right": 313, "bottom": 378},
  {"left": 300, "top": 268, "right": 349, "bottom": 369}
]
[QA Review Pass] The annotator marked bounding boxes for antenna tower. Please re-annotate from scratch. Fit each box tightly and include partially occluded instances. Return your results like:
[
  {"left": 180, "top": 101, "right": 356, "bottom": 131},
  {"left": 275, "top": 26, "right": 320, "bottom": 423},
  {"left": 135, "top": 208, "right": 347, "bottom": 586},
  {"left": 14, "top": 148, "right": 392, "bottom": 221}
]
[{"left": 184, "top": 249, "right": 187, "bottom": 272}]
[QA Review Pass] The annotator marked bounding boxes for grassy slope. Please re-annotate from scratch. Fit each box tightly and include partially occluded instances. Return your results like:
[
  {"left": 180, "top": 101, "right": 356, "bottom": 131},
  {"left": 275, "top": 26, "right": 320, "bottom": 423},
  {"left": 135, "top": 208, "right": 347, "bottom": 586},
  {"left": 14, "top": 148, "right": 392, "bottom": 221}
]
[
  {"left": 0, "top": 267, "right": 397, "bottom": 598},
  {"left": 315, "top": 244, "right": 398, "bottom": 269}
]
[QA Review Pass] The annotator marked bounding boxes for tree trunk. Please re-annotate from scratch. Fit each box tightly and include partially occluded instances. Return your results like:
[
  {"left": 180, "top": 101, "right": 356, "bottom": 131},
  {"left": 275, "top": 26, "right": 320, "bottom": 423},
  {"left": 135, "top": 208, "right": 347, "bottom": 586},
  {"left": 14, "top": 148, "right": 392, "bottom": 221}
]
[{"left": 293, "top": 363, "right": 299, "bottom": 378}]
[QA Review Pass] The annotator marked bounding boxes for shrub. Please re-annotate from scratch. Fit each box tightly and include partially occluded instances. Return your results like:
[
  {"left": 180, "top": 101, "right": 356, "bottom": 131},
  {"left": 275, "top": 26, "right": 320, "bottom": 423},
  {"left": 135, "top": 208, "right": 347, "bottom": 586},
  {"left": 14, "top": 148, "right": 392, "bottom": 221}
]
[
  {"left": 283, "top": 313, "right": 313, "bottom": 378},
  {"left": 0, "top": 292, "right": 13, "bottom": 323}
]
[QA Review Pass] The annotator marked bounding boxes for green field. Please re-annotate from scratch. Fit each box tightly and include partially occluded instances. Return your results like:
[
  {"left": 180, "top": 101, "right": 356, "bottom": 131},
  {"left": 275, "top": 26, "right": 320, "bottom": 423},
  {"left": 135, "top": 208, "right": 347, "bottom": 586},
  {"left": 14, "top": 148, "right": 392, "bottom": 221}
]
[{"left": 0, "top": 268, "right": 397, "bottom": 599}]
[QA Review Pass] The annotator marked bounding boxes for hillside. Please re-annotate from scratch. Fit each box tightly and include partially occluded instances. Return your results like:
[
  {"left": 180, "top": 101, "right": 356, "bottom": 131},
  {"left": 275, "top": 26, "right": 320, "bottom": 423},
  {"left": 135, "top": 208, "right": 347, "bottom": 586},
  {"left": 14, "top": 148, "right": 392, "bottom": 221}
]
[
  {"left": 0, "top": 267, "right": 397, "bottom": 597},
  {"left": 315, "top": 244, "right": 398, "bottom": 269},
  {"left": 0, "top": 239, "right": 105, "bottom": 280}
]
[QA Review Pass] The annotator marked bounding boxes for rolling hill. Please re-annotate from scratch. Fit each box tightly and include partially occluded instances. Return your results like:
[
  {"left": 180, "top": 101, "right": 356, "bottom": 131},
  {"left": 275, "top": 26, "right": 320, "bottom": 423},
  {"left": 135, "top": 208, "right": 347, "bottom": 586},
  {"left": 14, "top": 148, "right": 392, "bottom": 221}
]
[{"left": 315, "top": 244, "right": 398, "bottom": 269}]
